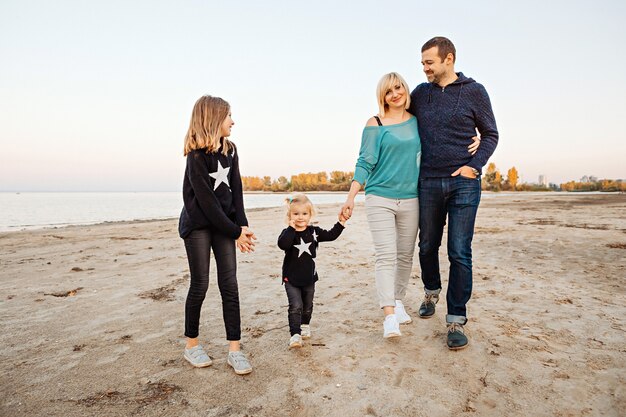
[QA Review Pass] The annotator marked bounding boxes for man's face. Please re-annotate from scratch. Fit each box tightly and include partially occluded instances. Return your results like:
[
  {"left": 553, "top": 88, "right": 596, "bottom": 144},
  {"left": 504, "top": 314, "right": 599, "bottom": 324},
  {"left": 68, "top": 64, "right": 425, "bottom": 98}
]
[{"left": 421, "top": 46, "right": 448, "bottom": 85}]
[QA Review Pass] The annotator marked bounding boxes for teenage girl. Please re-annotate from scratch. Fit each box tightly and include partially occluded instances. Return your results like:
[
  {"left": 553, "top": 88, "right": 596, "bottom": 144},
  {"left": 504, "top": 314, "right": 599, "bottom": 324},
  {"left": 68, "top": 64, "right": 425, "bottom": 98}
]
[{"left": 178, "top": 95, "right": 256, "bottom": 375}]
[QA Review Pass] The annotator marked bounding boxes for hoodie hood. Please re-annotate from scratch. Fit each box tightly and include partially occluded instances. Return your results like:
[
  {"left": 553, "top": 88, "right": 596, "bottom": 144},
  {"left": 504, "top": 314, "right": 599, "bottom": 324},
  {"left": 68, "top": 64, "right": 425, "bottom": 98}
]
[
  {"left": 428, "top": 72, "right": 476, "bottom": 88},
  {"left": 450, "top": 72, "right": 475, "bottom": 85},
  {"left": 427, "top": 72, "right": 475, "bottom": 106}
]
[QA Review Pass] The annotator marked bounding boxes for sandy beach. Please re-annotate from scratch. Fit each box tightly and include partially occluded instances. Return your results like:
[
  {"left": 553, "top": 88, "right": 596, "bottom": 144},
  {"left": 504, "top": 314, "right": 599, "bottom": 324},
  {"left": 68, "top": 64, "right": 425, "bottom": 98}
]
[{"left": 1, "top": 192, "right": 625, "bottom": 417}]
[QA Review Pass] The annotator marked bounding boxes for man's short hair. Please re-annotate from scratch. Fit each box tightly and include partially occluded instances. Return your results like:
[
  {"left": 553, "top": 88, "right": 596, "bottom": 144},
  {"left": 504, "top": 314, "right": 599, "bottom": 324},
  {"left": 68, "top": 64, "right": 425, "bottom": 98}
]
[{"left": 422, "top": 37, "right": 456, "bottom": 63}]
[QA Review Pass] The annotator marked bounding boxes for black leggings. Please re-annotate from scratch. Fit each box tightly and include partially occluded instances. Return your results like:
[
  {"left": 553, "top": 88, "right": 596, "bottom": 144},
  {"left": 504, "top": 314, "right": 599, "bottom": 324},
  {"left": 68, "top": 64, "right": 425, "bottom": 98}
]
[
  {"left": 183, "top": 228, "right": 240, "bottom": 340},
  {"left": 284, "top": 281, "right": 315, "bottom": 336}
]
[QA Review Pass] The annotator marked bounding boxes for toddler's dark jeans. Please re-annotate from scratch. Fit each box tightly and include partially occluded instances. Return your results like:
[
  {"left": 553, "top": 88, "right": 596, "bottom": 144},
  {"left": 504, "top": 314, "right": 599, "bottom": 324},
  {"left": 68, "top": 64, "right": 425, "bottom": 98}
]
[{"left": 284, "top": 281, "right": 315, "bottom": 336}]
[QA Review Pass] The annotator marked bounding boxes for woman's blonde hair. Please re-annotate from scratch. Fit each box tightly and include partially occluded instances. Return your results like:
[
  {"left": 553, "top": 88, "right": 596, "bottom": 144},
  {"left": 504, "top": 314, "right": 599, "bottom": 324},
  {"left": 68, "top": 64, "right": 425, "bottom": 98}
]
[
  {"left": 284, "top": 193, "right": 316, "bottom": 224},
  {"left": 376, "top": 72, "right": 411, "bottom": 118},
  {"left": 183, "top": 95, "right": 232, "bottom": 156}
]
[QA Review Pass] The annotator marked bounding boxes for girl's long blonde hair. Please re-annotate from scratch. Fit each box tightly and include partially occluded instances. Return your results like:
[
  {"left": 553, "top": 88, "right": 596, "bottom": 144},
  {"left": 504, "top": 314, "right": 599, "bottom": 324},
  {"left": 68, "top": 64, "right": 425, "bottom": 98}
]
[
  {"left": 183, "top": 95, "right": 232, "bottom": 156},
  {"left": 284, "top": 193, "right": 316, "bottom": 224}
]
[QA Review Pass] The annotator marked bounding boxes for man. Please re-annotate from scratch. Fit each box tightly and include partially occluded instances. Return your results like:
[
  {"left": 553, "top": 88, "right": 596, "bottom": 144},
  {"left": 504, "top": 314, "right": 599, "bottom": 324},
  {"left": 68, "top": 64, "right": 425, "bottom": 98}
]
[{"left": 409, "top": 36, "right": 498, "bottom": 350}]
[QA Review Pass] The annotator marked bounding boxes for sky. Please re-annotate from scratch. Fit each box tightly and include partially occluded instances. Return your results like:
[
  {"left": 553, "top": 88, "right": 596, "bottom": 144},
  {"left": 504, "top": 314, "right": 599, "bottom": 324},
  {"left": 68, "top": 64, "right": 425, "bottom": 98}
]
[{"left": 1, "top": 0, "right": 625, "bottom": 191}]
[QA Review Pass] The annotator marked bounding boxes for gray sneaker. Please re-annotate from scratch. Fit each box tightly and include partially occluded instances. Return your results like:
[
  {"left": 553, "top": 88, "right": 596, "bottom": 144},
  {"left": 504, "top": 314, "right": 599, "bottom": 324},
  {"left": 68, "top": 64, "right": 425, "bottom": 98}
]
[
  {"left": 227, "top": 351, "right": 253, "bottom": 375},
  {"left": 183, "top": 345, "right": 212, "bottom": 368},
  {"left": 301, "top": 324, "right": 311, "bottom": 339}
]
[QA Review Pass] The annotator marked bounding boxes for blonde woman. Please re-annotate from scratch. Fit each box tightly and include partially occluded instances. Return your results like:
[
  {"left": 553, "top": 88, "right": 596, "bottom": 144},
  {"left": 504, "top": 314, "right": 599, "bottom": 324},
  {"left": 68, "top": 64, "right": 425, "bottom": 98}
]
[
  {"left": 178, "top": 95, "right": 256, "bottom": 374},
  {"left": 340, "top": 73, "right": 479, "bottom": 338}
]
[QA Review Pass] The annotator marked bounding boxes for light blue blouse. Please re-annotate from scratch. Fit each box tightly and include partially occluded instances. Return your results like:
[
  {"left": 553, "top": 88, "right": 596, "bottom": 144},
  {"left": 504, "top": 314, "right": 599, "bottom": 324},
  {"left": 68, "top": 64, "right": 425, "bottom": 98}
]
[{"left": 353, "top": 116, "right": 421, "bottom": 199}]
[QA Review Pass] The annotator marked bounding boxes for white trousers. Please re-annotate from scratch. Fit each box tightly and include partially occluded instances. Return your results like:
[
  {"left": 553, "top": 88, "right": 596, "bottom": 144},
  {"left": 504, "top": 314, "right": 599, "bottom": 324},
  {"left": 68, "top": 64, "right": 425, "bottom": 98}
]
[{"left": 365, "top": 194, "right": 419, "bottom": 308}]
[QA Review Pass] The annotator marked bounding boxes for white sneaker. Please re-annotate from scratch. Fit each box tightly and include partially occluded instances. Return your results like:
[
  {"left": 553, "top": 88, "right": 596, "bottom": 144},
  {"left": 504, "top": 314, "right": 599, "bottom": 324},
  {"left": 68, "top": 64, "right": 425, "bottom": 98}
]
[
  {"left": 383, "top": 314, "right": 401, "bottom": 338},
  {"left": 301, "top": 324, "right": 311, "bottom": 339},
  {"left": 395, "top": 300, "right": 412, "bottom": 324},
  {"left": 289, "top": 334, "right": 303, "bottom": 348}
]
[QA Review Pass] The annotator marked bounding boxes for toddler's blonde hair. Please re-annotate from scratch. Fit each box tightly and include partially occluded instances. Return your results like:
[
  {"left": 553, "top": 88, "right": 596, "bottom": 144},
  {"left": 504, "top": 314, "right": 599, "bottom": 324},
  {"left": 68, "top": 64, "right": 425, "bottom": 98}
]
[{"left": 284, "top": 193, "right": 316, "bottom": 224}]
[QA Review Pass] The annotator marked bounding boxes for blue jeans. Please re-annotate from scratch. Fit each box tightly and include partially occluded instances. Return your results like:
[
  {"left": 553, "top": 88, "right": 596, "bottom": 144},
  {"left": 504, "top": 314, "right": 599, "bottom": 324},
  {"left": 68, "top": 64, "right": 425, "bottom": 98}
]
[{"left": 418, "top": 176, "right": 481, "bottom": 324}]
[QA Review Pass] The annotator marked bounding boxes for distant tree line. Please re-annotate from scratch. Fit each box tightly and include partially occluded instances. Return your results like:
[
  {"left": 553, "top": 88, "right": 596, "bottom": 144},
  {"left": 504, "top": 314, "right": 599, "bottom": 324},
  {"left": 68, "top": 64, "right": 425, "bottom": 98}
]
[
  {"left": 481, "top": 163, "right": 554, "bottom": 191},
  {"left": 242, "top": 171, "right": 354, "bottom": 192},
  {"left": 482, "top": 163, "right": 624, "bottom": 192},
  {"left": 243, "top": 165, "right": 624, "bottom": 192},
  {"left": 560, "top": 179, "right": 625, "bottom": 192}
]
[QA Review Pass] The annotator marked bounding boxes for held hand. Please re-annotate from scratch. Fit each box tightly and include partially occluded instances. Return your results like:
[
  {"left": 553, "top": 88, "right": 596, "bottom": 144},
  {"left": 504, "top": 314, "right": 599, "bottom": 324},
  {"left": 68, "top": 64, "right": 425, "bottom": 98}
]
[
  {"left": 338, "top": 212, "right": 348, "bottom": 225},
  {"left": 237, "top": 227, "right": 257, "bottom": 253},
  {"left": 236, "top": 237, "right": 254, "bottom": 253},
  {"left": 339, "top": 200, "right": 354, "bottom": 220},
  {"left": 236, "top": 241, "right": 247, "bottom": 253},
  {"left": 236, "top": 236, "right": 253, "bottom": 253},
  {"left": 451, "top": 166, "right": 477, "bottom": 179},
  {"left": 243, "top": 226, "right": 257, "bottom": 242},
  {"left": 468, "top": 135, "right": 481, "bottom": 155}
]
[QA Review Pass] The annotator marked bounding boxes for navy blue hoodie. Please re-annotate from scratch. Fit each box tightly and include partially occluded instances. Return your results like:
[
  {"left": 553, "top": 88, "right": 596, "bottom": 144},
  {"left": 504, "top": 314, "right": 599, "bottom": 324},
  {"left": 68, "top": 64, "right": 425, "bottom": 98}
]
[{"left": 409, "top": 72, "right": 498, "bottom": 178}]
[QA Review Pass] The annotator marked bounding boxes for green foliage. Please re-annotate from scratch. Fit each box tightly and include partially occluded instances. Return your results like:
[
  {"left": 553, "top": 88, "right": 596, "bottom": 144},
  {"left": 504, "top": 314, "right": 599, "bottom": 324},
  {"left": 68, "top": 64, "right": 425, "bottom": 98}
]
[{"left": 515, "top": 183, "right": 551, "bottom": 191}]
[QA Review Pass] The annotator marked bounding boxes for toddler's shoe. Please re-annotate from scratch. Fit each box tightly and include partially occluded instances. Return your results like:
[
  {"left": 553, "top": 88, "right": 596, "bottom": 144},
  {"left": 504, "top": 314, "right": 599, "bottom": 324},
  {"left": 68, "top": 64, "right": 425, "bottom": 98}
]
[
  {"left": 383, "top": 314, "right": 401, "bottom": 338},
  {"left": 395, "top": 300, "right": 412, "bottom": 324},
  {"left": 183, "top": 345, "right": 212, "bottom": 368},
  {"left": 289, "top": 333, "right": 303, "bottom": 348},
  {"left": 227, "top": 351, "right": 253, "bottom": 375},
  {"left": 301, "top": 324, "right": 311, "bottom": 339}
]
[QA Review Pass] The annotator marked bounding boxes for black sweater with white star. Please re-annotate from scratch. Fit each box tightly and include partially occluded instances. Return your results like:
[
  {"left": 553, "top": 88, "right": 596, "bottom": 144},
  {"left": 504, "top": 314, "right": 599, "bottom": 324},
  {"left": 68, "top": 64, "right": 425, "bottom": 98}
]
[
  {"left": 178, "top": 144, "right": 248, "bottom": 239},
  {"left": 277, "top": 223, "right": 345, "bottom": 287}
]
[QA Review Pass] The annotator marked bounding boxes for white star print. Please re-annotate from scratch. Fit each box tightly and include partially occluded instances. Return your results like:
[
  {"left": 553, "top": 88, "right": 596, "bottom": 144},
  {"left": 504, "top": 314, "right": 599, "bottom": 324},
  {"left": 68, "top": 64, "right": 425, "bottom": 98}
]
[
  {"left": 312, "top": 230, "right": 318, "bottom": 242},
  {"left": 294, "top": 238, "right": 312, "bottom": 258},
  {"left": 209, "top": 161, "right": 230, "bottom": 191}
]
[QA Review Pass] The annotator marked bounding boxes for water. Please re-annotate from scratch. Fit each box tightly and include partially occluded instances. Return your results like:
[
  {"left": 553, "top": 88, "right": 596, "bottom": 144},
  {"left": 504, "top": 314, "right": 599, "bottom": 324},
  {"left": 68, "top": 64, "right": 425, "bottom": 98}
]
[
  {"left": 1, "top": 190, "right": 599, "bottom": 232},
  {"left": 0, "top": 192, "right": 364, "bottom": 232}
]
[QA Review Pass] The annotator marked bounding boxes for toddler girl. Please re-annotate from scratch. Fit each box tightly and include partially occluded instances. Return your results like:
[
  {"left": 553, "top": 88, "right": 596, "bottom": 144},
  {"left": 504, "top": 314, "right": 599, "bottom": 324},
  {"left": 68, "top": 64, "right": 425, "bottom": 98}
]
[{"left": 277, "top": 194, "right": 347, "bottom": 348}]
